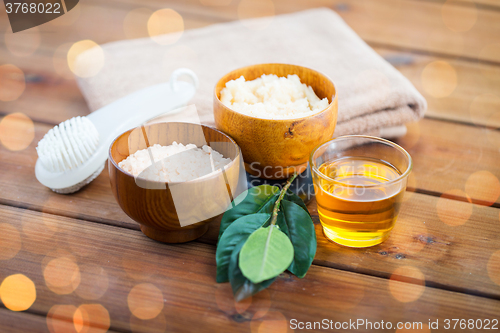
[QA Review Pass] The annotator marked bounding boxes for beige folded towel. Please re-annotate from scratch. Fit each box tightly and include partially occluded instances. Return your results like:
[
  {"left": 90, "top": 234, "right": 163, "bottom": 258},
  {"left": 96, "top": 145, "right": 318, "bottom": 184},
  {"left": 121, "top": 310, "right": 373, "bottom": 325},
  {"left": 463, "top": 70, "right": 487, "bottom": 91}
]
[{"left": 76, "top": 8, "right": 426, "bottom": 137}]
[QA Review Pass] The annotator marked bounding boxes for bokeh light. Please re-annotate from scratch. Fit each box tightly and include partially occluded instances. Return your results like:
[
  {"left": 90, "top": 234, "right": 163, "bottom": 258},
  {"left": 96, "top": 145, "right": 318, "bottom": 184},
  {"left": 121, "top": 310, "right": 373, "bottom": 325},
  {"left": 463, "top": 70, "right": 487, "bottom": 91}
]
[
  {"left": 469, "top": 94, "right": 500, "bottom": 126},
  {"left": 0, "top": 223, "right": 21, "bottom": 260},
  {"left": 148, "top": 9, "right": 184, "bottom": 45},
  {"left": 487, "top": 250, "right": 500, "bottom": 286},
  {"left": 0, "top": 274, "right": 36, "bottom": 311},
  {"left": 437, "top": 189, "right": 473, "bottom": 226},
  {"left": 237, "top": 0, "right": 275, "bottom": 31},
  {"left": 329, "top": 281, "right": 365, "bottom": 310},
  {"left": 41, "top": 249, "right": 76, "bottom": 272},
  {"left": 247, "top": 289, "right": 271, "bottom": 319},
  {"left": 130, "top": 313, "right": 167, "bottom": 333},
  {"left": 128, "top": 283, "right": 164, "bottom": 320},
  {"left": 4, "top": 26, "right": 41, "bottom": 57},
  {"left": 486, "top": 111, "right": 500, "bottom": 129},
  {"left": 200, "top": 0, "right": 232, "bottom": 6},
  {"left": 50, "top": 2, "right": 81, "bottom": 26},
  {"left": 53, "top": 43, "right": 75, "bottom": 79},
  {"left": 479, "top": 43, "right": 500, "bottom": 63},
  {"left": 67, "top": 40, "right": 105, "bottom": 78},
  {"left": 75, "top": 265, "right": 109, "bottom": 300},
  {"left": 389, "top": 266, "right": 425, "bottom": 303},
  {"left": 465, "top": 170, "right": 500, "bottom": 206},
  {"left": 47, "top": 304, "right": 78, "bottom": 333},
  {"left": 44, "top": 257, "right": 81, "bottom": 295},
  {"left": 73, "top": 304, "right": 110, "bottom": 333},
  {"left": 0, "top": 112, "right": 35, "bottom": 151},
  {"left": 421, "top": 61, "right": 457, "bottom": 98},
  {"left": 250, "top": 311, "right": 289, "bottom": 333},
  {"left": 22, "top": 211, "right": 58, "bottom": 255},
  {"left": 0, "top": 64, "right": 26, "bottom": 102},
  {"left": 214, "top": 283, "right": 252, "bottom": 314},
  {"left": 396, "top": 323, "right": 431, "bottom": 333},
  {"left": 441, "top": 0, "right": 477, "bottom": 32},
  {"left": 123, "top": 8, "right": 153, "bottom": 40},
  {"left": 479, "top": 43, "right": 500, "bottom": 78}
]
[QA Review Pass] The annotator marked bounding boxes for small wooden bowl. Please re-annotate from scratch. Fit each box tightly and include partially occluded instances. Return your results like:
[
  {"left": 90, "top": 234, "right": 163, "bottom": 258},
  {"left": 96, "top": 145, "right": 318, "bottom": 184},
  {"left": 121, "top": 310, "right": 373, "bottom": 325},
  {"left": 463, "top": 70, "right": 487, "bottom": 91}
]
[
  {"left": 214, "top": 63, "right": 338, "bottom": 179},
  {"left": 108, "top": 122, "right": 242, "bottom": 243}
]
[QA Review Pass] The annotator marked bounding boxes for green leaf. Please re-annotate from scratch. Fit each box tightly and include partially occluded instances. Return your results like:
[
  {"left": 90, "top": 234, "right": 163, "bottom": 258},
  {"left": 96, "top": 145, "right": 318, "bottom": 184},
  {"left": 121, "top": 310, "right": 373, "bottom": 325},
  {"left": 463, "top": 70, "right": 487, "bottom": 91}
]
[
  {"left": 229, "top": 240, "right": 276, "bottom": 302},
  {"left": 239, "top": 226, "right": 294, "bottom": 284},
  {"left": 216, "top": 213, "right": 270, "bottom": 283},
  {"left": 276, "top": 200, "right": 317, "bottom": 278},
  {"left": 284, "top": 189, "right": 310, "bottom": 215},
  {"left": 218, "top": 185, "right": 279, "bottom": 240}
]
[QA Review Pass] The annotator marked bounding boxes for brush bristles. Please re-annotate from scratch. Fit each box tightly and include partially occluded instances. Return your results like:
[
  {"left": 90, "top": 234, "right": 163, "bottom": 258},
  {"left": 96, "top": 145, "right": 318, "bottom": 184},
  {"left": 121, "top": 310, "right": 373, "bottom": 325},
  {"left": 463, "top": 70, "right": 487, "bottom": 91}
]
[{"left": 36, "top": 116, "right": 99, "bottom": 173}]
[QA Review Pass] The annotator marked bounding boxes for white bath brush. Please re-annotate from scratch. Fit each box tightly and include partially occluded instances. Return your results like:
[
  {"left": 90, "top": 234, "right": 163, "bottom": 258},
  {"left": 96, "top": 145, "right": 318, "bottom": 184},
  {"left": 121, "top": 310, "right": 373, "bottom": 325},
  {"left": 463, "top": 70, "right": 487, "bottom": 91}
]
[{"left": 35, "top": 68, "right": 199, "bottom": 194}]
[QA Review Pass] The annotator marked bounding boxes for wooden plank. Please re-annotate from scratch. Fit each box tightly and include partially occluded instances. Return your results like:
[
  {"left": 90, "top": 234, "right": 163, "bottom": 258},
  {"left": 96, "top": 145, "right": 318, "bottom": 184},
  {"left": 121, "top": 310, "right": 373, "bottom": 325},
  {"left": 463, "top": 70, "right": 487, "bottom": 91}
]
[
  {"left": 200, "top": 191, "right": 500, "bottom": 298},
  {"left": 1, "top": 118, "right": 497, "bottom": 213},
  {"left": 2, "top": 42, "right": 500, "bottom": 131},
  {"left": 72, "top": 0, "right": 500, "bottom": 63},
  {"left": 0, "top": 2, "right": 221, "bottom": 55},
  {"left": 1, "top": 204, "right": 499, "bottom": 333},
  {"left": 396, "top": 119, "right": 500, "bottom": 206},
  {"left": 1, "top": 0, "right": 499, "bottom": 64},
  {"left": 2, "top": 9, "right": 500, "bottom": 126},
  {"left": 0, "top": 308, "right": 50, "bottom": 333},
  {"left": 0, "top": 50, "right": 90, "bottom": 125},
  {"left": 1, "top": 120, "right": 499, "bottom": 296},
  {"left": 312, "top": 192, "right": 500, "bottom": 297},
  {"left": 335, "top": 0, "right": 500, "bottom": 63},
  {"left": 422, "top": 0, "right": 500, "bottom": 10},
  {"left": 0, "top": 307, "right": 122, "bottom": 333},
  {"left": 376, "top": 47, "right": 500, "bottom": 127}
]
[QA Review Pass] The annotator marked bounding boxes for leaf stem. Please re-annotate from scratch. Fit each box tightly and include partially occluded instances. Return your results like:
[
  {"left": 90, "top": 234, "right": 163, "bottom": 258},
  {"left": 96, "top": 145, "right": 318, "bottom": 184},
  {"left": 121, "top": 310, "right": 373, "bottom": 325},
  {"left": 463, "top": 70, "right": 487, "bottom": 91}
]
[{"left": 270, "top": 172, "right": 298, "bottom": 226}]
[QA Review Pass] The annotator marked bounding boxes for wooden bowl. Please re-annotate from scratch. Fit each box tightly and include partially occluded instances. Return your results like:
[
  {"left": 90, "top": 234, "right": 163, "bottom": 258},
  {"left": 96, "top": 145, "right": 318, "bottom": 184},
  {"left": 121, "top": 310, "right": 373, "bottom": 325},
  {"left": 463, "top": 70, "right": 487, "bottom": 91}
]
[
  {"left": 214, "top": 63, "right": 338, "bottom": 179},
  {"left": 108, "top": 122, "right": 242, "bottom": 243}
]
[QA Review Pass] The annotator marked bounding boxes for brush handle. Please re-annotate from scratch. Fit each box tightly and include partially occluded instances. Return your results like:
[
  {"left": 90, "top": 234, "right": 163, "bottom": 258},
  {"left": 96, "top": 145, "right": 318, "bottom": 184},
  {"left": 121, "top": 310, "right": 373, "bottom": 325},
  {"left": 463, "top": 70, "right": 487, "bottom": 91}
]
[
  {"left": 35, "top": 68, "right": 199, "bottom": 192},
  {"left": 87, "top": 68, "right": 198, "bottom": 142}
]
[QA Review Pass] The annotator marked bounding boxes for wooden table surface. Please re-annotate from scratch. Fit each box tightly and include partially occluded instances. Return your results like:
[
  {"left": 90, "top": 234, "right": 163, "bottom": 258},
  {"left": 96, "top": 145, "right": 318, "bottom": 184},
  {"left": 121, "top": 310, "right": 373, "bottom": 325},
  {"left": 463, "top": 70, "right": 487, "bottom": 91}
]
[{"left": 1, "top": 0, "right": 500, "bottom": 332}]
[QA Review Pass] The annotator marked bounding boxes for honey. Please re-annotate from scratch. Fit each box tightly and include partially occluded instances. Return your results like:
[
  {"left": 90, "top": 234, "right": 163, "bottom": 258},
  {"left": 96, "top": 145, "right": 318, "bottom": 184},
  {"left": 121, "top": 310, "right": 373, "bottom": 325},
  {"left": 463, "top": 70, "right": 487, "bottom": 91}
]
[{"left": 315, "top": 157, "right": 406, "bottom": 247}]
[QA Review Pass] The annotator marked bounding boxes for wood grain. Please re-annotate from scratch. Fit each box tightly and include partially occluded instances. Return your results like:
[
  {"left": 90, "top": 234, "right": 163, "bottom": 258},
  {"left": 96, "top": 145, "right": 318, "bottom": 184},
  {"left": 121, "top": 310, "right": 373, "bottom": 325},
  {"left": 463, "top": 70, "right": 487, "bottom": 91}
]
[
  {"left": 0, "top": 309, "right": 49, "bottom": 333},
  {"left": 199, "top": 190, "right": 500, "bottom": 298},
  {"left": 0, "top": 308, "right": 122, "bottom": 333},
  {"left": 1, "top": 204, "right": 499, "bottom": 333},
  {"left": 1, "top": 0, "right": 499, "bottom": 63},
  {"left": 2, "top": 44, "right": 500, "bottom": 129},
  {"left": 1, "top": 118, "right": 496, "bottom": 221},
  {"left": 73, "top": 0, "right": 500, "bottom": 63},
  {"left": 396, "top": 119, "right": 500, "bottom": 206},
  {"left": 376, "top": 47, "right": 500, "bottom": 128},
  {"left": 1, "top": 3, "right": 500, "bottom": 127},
  {"left": 1, "top": 120, "right": 499, "bottom": 296},
  {"left": 422, "top": 0, "right": 500, "bottom": 10},
  {"left": 0, "top": 2, "right": 220, "bottom": 54},
  {"left": 0, "top": 0, "right": 499, "bottom": 329}
]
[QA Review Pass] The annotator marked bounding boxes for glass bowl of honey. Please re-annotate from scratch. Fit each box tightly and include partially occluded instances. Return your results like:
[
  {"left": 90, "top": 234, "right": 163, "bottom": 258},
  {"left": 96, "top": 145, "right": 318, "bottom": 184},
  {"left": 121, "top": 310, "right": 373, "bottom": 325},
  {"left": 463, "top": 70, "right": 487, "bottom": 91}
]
[{"left": 310, "top": 135, "right": 412, "bottom": 248}]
